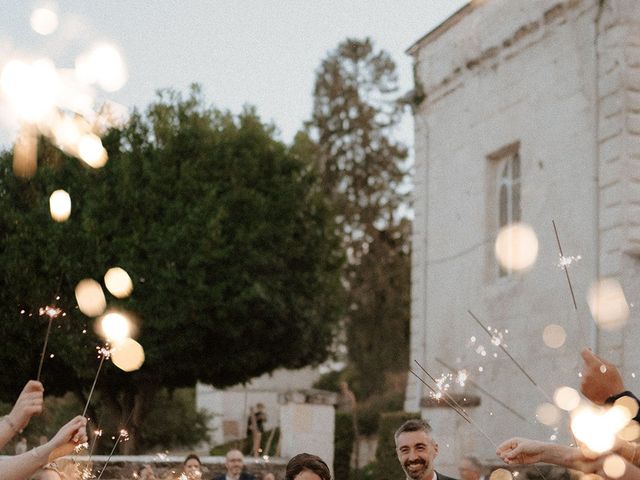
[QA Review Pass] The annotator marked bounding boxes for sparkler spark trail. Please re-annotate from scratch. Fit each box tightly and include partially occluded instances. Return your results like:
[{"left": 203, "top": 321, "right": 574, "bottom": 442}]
[
  {"left": 81, "top": 346, "right": 110, "bottom": 417},
  {"left": 409, "top": 368, "right": 471, "bottom": 423},
  {"left": 435, "top": 357, "right": 527, "bottom": 422},
  {"left": 413, "top": 360, "right": 497, "bottom": 448},
  {"left": 36, "top": 303, "right": 63, "bottom": 381},
  {"left": 467, "top": 310, "right": 552, "bottom": 402},
  {"left": 552, "top": 220, "right": 578, "bottom": 310},
  {"left": 95, "top": 411, "right": 134, "bottom": 480}
]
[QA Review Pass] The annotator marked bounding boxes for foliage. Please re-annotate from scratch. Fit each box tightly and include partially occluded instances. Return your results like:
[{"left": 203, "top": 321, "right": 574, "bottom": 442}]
[
  {"left": 356, "top": 389, "right": 405, "bottom": 436},
  {"left": 334, "top": 412, "right": 356, "bottom": 480},
  {"left": 0, "top": 85, "right": 344, "bottom": 451},
  {"left": 374, "top": 411, "right": 420, "bottom": 480},
  {"left": 306, "top": 37, "right": 411, "bottom": 399},
  {"left": 134, "top": 388, "right": 211, "bottom": 453}
]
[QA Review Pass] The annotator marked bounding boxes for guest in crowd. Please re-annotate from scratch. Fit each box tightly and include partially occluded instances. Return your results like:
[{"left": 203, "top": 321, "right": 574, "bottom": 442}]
[
  {"left": 458, "top": 456, "right": 483, "bottom": 480},
  {"left": 285, "top": 453, "right": 331, "bottom": 480},
  {"left": 214, "top": 449, "right": 255, "bottom": 480},
  {"left": 395, "top": 419, "right": 457, "bottom": 480},
  {"left": 247, "top": 404, "right": 267, "bottom": 457},
  {"left": 135, "top": 463, "right": 157, "bottom": 480},
  {"left": 263, "top": 473, "right": 276, "bottom": 480},
  {"left": 183, "top": 454, "right": 202, "bottom": 479}
]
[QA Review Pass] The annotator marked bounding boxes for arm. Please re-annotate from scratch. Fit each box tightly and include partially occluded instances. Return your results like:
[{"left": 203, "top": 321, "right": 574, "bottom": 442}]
[
  {"left": 0, "top": 380, "right": 44, "bottom": 448},
  {"left": 497, "top": 437, "right": 584, "bottom": 468},
  {"left": 0, "top": 415, "right": 87, "bottom": 480}
]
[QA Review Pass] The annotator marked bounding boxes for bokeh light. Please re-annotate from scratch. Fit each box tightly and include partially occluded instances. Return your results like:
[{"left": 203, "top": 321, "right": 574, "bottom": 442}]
[
  {"left": 75, "top": 43, "right": 127, "bottom": 92},
  {"left": 111, "top": 338, "right": 145, "bottom": 372},
  {"left": 494, "top": 223, "right": 539, "bottom": 272},
  {"left": 553, "top": 386, "right": 580, "bottom": 411},
  {"left": 104, "top": 267, "right": 133, "bottom": 298},
  {"left": 12, "top": 128, "right": 38, "bottom": 178},
  {"left": 49, "top": 189, "right": 71, "bottom": 222},
  {"left": 77, "top": 133, "right": 107, "bottom": 168},
  {"left": 75, "top": 279, "right": 106, "bottom": 317},
  {"left": 30, "top": 5, "right": 59, "bottom": 35},
  {"left": 614, "top": 396, "right": 640, "bottom": 420},
  {"left": 602, "top": 454, "right": 626, "bottom": 479},
  {"left": 571, "top": 405, "right": 632, "bottom": 454},
  {"left": 587, "top": 278, "right": 629, "bottom": 330},
  {"left": 100, "top": 312, "right": 131, "bottom": 342},
  {"left": 536, "top": 402, "right": 561, "bottom": 426},
  {"left": 542, "top": 324, "right": 566, "bottom": 349},
  {"left": 618, "top": 422, "right": 640, "bottom": 442},
  {"left": 489, "top": 469, "right": 513, "bottom": 480}
]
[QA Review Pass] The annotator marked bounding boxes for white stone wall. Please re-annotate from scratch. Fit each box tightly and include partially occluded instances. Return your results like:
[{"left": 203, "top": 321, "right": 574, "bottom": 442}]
[
  {"left": 408, "top": 0, "right": 640, "bottom": 475},
  {"left": 196, "top": 367, "right": 320, "bottom": 446},
  {"left": 279, "top": 403, "right": 335, "bottom": 473}
]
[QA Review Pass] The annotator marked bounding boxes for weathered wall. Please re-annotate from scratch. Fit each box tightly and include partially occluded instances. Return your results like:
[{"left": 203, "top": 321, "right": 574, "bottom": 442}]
[{"left": 407, "top": 0, "right": 640, "bottom": 474}]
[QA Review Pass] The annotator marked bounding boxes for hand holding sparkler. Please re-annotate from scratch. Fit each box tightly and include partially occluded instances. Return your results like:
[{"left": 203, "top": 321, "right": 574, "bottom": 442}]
[
  {"left": 497, "top": 437, "right": 583, "bottom": 467},
  {"left": 580, "top": 348, "right": 624, "bottom": 405},
  {"left": 1, "top": 380, "right": 44, "bottom": 439},
  {"left": 43, "top": 415, "right": 88, "bottom": 462},
  {"left": 0, "top": 416, "right": 87, "bottom": 480}
]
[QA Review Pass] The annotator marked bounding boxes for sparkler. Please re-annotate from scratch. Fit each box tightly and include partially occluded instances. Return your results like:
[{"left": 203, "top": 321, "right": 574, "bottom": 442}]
[
  {"left": 409, "top": 368, "right": 471, "bottom": 423},
  {"left": 413, "top": 360, "right": 496, "bottom": 447},
  {"left": 36, "top": 304, "right": 63, "bottom": 381},
  {"left": 551, "top": 220, "right": 577, "bottom": 310},
  {"left": 468, "top": 310, "right": 552, "bottom": 402},
  {"left": 95, "top": 411, "right": 134, "bottom": 480},
  {"left": 435, "top": 357, "right": 527, "bottom": 422},
  {"left": 81, "top": 346, "right": 110, "bottom": 418}
]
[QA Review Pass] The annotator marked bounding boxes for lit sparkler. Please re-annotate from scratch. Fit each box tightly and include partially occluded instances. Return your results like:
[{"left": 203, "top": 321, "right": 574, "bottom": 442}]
[
  {"left": 435, "top": 357, "right": 527, "bottom": 422},
  {"left": 552, "top": 220, "right": 578, "bottom": 310},
  {"left": 36, "top": 304, "right": 63, "bottom": 381},
  {"left": 95, "top": 426, "right": 131, "bottom": 480},
  {"left": 81, "top": 346, "right": 111, "bottom": 417},
  {"left": 468, "top": 310, "right": 551, "bottom": 402}
]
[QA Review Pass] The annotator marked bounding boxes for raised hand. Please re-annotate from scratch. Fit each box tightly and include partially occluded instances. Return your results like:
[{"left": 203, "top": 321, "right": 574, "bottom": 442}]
[
  {"left": 7, "top": 380, "right": 44, "bottom": 431},
  {"left": 497, "top": 437, "right": 547, "bottom": 465},
  {"left": 46, "top": 415, "right": 88, "bottom": 461},
  {"left": 580, "top": 348, "right": 624, "bottom": 405}
]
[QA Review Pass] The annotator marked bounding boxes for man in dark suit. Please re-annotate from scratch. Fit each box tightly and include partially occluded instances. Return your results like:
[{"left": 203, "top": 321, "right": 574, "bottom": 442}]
[
  {"left": 213, "top": 449, "right": 255, "bottom": 480},
  {"left": 395, "top": 419, "right": 458, "bottom": 480}
]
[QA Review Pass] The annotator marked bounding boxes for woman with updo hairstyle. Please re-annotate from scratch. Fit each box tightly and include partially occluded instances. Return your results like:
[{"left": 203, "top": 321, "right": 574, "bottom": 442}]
[{"left": 285, "top": 453, "right": 331, "bottom": 480}]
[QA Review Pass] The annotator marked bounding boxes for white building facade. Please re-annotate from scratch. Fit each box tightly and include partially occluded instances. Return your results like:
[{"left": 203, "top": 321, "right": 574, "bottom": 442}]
[{"left": 406, "top": 0, "right": 640, "bottom": 473}]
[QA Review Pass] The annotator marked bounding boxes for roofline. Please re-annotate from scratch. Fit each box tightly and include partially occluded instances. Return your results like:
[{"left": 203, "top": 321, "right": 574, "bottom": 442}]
[{"left": 406, "top": 1, "right": 475, "bottom": 56}]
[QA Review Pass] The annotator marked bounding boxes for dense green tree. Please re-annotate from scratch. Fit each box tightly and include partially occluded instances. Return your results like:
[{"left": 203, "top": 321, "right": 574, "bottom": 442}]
[
  {"left": 0, "top": 86, "right": 343, "bottom": 451},
  {"left": 306, "top": 38, "right": 411, "bottom": 398}
]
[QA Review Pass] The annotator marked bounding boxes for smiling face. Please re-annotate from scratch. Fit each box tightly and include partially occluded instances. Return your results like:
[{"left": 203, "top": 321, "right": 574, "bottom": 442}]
[{"left": 396, "top": 430, "right": 439, "bottom": 480}]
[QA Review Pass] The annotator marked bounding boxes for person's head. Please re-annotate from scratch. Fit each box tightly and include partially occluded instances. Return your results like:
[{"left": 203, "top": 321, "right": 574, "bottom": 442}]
[
  {"left": 285, "top": 453, "right": 331, "bottom": 480},
  {"left": 395, "top": 419, "right": 439, "bottom": 480},
  {"left": 183, "top": 454, "right": 202, "bottom": 477},
  {"left": 264, "top": 474, "right": 276, "bottom": 480},
  {"left": 459, "top": 457, "right": 482, "bottom": 480},
  {"left": 338, "top": 381, "right": 349, "bottom": 393},
  {"left": 136, "top": 464, "right": 156, "bottom": 480},
  {"left": 225, "top": 449, "right": 245, "bottom": 477}
]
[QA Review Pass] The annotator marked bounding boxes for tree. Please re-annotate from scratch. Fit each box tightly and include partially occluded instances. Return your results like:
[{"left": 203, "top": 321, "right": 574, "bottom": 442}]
[
  {"left": 0, "top": 85, "right": 344, "bottom": 451},
  {"left": 305, "top": 38, "right": 411, "bottom": 398}
]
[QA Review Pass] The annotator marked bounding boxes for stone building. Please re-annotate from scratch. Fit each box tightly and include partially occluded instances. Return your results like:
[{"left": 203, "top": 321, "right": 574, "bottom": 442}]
[{"left": 405, "top": 0, "right": 640, "bottom": 473}]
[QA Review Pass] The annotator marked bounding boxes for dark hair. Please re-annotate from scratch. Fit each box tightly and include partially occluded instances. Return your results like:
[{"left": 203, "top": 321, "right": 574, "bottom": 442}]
[
  {"left": 463, "top": 456, "right": 482, "bottom": 470},
  {"left": 184, "top": 453, "right": 201, "bottom": 466},
  {"left": 394, "top": 419, "right": 432, "bottom": 443},
  {"left": 285, "top": 453, "right": 331, "bottom": 480}
]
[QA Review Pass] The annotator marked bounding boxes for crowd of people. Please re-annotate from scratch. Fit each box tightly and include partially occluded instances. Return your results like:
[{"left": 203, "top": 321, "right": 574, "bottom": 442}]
[{"left": 2, "top": 346, "right": 639, "bottom": 480}]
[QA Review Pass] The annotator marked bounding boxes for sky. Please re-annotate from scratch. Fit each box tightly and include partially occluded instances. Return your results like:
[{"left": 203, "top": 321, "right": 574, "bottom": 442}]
[{"left": 0, "top": 0, "right": 468, "bottom": 149}]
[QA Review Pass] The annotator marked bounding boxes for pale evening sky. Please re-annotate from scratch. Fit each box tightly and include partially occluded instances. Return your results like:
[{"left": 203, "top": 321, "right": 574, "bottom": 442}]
[{"left": 0, "top": 0, "right": 468, "bottom": 149}]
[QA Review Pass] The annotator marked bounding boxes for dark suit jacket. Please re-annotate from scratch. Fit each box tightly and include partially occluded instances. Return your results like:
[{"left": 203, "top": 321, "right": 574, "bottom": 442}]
[
  {"left": 212, "top": 473, "right": 256, "bottom": 480},
  {"left": 435, "top": 471, "right": 459, "bottom": 480}
]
